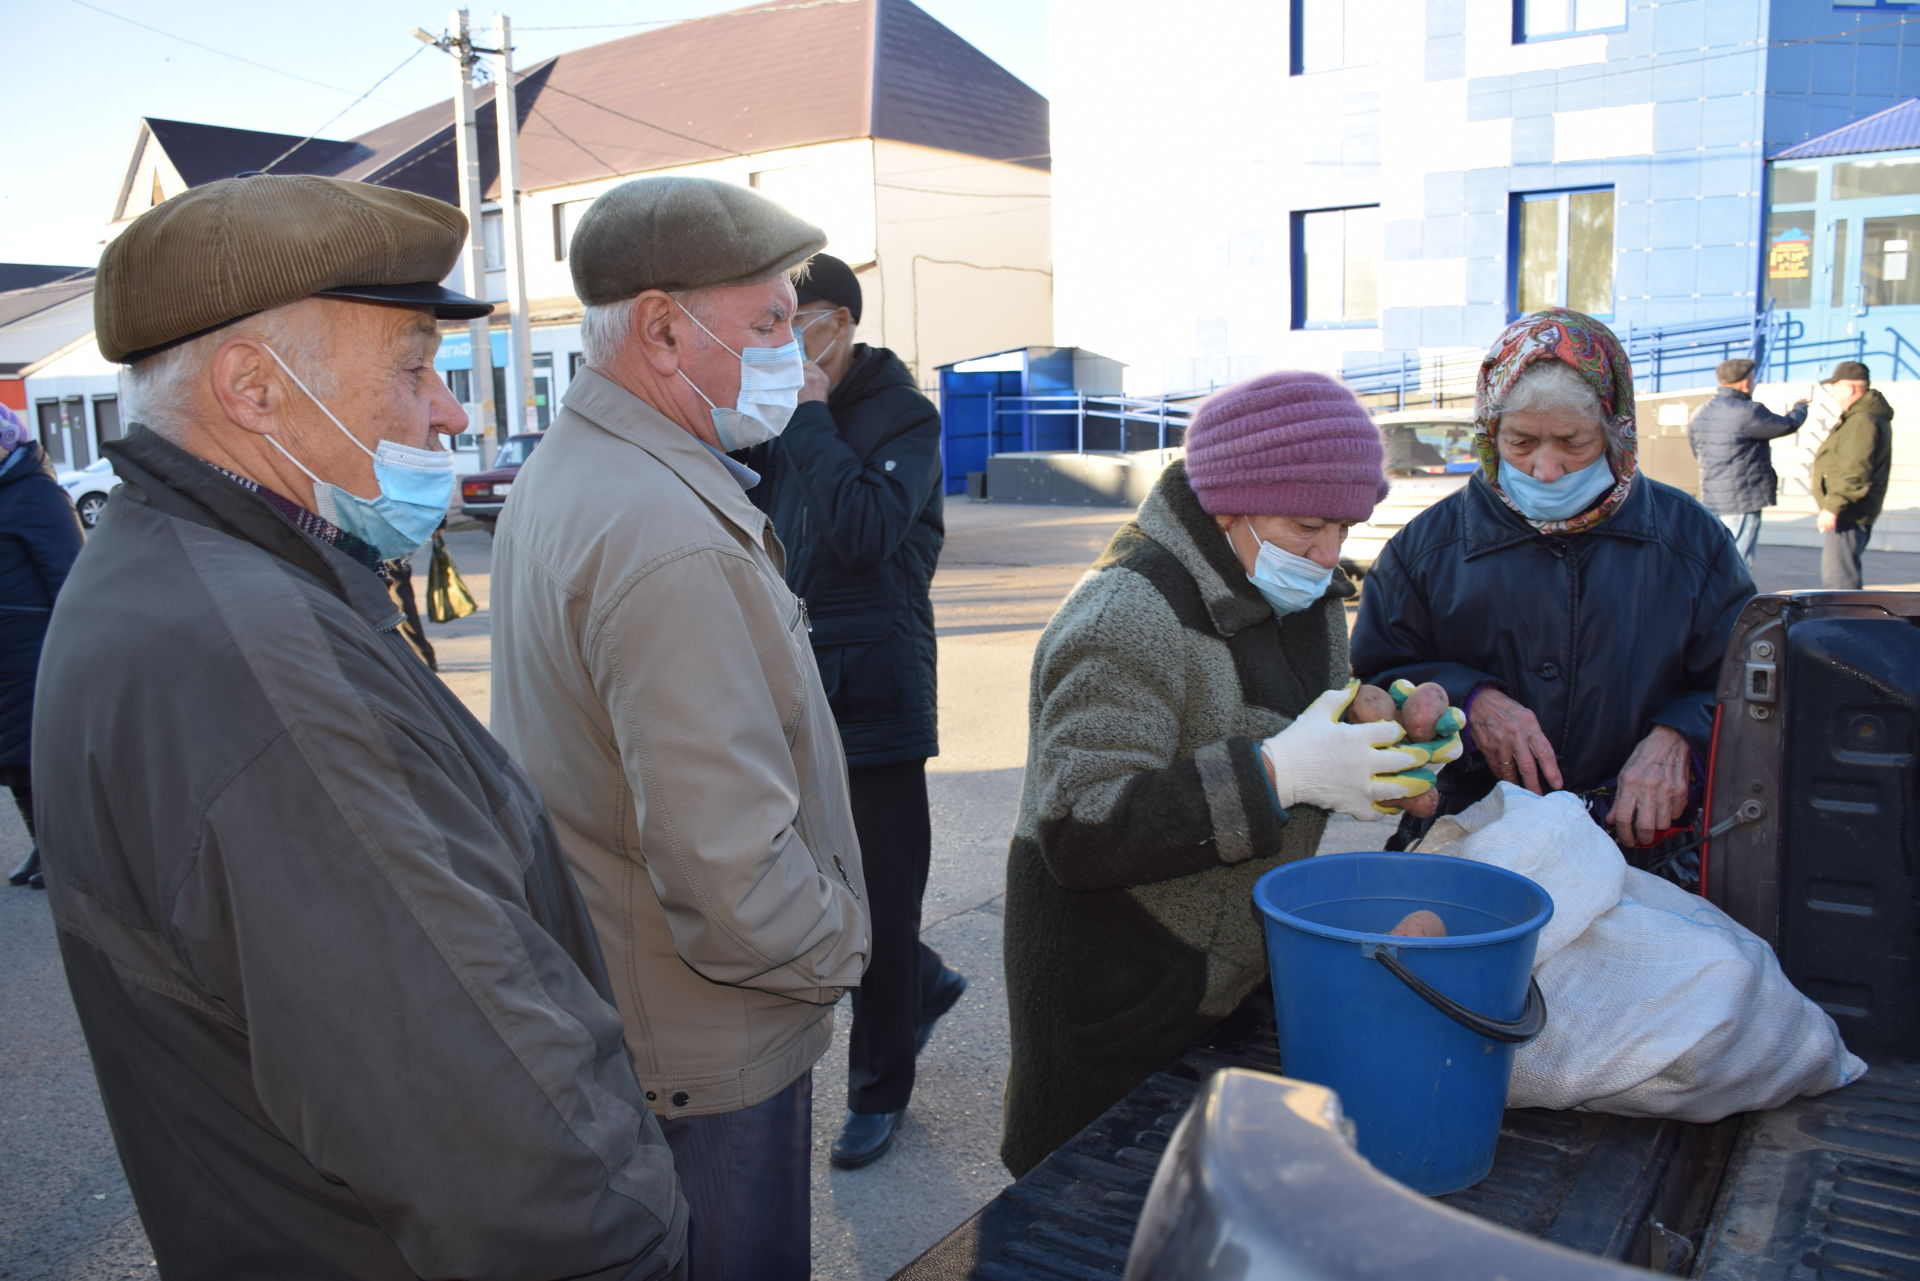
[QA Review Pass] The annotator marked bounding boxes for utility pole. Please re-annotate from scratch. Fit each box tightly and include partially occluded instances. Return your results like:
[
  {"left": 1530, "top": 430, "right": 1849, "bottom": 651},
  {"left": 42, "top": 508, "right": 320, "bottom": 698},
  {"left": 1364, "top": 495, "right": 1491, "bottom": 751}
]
[
  {"left": 415, "top": 11, "right": 498, "bottom": 467},
  {"left": 493, "top": 13, "right": 536, "bottom": 435}
]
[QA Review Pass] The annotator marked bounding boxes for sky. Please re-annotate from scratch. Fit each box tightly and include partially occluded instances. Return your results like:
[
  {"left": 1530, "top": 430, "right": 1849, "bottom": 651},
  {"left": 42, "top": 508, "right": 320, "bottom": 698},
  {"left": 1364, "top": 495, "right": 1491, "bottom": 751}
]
[{"left": 0, "top": 0, "right": 1050, "bottom": 268}]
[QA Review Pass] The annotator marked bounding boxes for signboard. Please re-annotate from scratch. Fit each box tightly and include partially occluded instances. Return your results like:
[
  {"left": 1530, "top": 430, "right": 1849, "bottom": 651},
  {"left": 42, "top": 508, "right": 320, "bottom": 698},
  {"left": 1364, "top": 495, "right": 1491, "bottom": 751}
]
[{"left": 1769, "top": 227, "right": 1812, "bottom": 279}]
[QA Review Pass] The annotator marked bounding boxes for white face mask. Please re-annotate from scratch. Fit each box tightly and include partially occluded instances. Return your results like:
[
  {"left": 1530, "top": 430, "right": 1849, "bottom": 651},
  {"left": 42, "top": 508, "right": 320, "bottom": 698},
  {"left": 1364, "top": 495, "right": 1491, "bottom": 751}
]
[{"left": 674, "top": 301, "right": 806, "bottom": 451}]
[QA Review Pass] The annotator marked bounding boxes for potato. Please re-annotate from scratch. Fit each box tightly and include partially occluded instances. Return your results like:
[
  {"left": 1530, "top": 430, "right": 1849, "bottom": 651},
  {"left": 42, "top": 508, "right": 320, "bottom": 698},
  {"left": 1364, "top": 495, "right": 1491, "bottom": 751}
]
[
  {"left": 1395, "top": 681, "right": 1451, "bottom": 742},
  {"left": 1388, "top": 909, "right": 1448, "bottom": 938},
  {"left": 1346, "top": 684, "right": 1398, "bottom": 724}
]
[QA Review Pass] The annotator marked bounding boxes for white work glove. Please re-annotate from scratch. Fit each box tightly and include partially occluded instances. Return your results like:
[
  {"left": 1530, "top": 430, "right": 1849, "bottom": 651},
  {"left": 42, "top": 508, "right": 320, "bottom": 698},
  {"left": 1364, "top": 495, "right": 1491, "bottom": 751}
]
[{"left": 1259, "top": 682, "right": 1426, "bottom": 821}]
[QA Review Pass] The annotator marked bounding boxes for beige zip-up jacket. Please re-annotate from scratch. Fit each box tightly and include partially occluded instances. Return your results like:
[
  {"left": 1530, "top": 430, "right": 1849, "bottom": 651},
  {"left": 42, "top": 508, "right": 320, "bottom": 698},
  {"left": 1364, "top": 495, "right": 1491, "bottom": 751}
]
[{"left": 491, "top": 369, "right": 869, "bottom": 1118}]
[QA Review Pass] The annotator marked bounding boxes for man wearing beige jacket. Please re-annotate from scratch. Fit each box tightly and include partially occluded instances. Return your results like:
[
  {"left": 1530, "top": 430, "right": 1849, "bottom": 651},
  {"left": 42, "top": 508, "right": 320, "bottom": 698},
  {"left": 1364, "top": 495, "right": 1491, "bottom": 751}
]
[{"left": 490, "top": 177, "right": 870, "bottom": 1281}]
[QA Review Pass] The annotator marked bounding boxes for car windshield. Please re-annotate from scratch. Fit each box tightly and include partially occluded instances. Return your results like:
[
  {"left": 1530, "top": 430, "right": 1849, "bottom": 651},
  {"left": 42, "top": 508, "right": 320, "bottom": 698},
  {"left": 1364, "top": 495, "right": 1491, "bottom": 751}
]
[
  {"left": 493, "top": 435, "right": 540, "bottom": 468},
  {"left": 1382, "top": 422, "right": 1477, "bottom": 473}
]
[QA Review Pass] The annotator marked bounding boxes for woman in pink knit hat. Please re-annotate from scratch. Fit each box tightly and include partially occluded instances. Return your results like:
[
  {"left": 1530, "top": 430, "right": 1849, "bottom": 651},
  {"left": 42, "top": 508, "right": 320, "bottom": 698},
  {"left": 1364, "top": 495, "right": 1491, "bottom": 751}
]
[{"left": 999, "top": 369, "right": 1461, "bottom": 1176}]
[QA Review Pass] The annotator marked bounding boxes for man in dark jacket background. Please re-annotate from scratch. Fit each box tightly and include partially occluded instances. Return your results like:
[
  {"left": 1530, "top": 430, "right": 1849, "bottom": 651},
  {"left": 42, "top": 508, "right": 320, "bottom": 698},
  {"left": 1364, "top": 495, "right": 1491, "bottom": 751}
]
[
  {"left": 35, "top": 175, "right": 686, "bottom": 1279},
  {"left": 0, "top": 404, "right": 84, "bottom": 890},
  {"left": 746, "top": 252, "right": 965, "bottom": 1169},
  {"left": 1685, "top": 357, "right": 1806, "bottom": 567},
  {"left": 1812, "top": 360, "right": 1894, "bottom": 589}
]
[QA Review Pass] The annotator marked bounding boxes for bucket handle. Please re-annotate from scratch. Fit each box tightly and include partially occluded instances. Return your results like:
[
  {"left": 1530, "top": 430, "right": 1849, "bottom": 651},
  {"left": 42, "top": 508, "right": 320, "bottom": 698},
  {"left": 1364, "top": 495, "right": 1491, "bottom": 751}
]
[{"left": 1369, "top": 947, "right": 1547, "bottom": 1045}]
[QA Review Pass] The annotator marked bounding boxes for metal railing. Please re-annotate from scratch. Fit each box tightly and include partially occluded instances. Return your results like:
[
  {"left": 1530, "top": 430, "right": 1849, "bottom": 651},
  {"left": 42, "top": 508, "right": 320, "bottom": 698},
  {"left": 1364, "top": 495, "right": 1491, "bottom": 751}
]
[{"left": 977, "top": 392, "right": 1198, "bottom": 452}]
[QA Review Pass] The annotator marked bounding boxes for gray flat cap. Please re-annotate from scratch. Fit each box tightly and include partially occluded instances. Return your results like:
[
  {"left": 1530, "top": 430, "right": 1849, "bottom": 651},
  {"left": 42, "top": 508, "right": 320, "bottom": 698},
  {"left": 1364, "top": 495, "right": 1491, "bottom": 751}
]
[{"left": 569, "top": 176, "right": 826, "bottom": 304}]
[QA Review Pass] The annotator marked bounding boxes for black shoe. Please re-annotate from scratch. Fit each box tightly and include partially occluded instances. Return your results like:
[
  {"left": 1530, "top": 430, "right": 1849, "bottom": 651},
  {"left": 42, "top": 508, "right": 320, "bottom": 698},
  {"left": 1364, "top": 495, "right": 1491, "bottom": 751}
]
[
  {"left": 9, "top": 848, "right": 39, "bottom": 886},
  {"left": 916, "top": 967, "right": 968, "bottom": 1053},
  {"left": 27, "top": 871, "right": 43, "bottom": 890},
  {"left": 830, "top": 1109, "right": 901, "bottom": 1169}
]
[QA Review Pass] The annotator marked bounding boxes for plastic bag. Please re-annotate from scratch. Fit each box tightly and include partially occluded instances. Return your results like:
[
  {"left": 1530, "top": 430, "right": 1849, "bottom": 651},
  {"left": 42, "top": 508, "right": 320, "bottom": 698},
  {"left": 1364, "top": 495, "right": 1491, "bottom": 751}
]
[
  {"left": 426, "top": 532, "right": 476, "bottom": 623},
  {"left": 1424, "top": 783, "right": 1866, "bottom": 1122}
]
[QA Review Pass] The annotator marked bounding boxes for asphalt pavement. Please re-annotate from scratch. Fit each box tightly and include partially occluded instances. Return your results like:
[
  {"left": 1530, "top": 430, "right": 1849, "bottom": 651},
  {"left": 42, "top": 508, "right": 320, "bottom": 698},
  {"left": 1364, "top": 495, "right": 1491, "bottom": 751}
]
[{"left": 4, "top": 503, "right": 1918, "bottom": 1280}]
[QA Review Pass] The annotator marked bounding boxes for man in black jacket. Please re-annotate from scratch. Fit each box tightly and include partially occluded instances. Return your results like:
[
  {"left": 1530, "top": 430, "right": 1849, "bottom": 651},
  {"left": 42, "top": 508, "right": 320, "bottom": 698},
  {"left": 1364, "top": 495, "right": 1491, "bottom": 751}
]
[
  {"left": 1685, "top": 358, "right": 1806, "bottom": 568},
  {"left": 746, "top": 253, "right": 965, "bottom": 1168}
]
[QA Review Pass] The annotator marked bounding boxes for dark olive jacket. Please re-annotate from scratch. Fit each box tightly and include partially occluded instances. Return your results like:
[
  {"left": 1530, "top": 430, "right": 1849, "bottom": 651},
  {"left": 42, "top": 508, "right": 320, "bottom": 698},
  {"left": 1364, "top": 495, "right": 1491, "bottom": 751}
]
[
  {"left": 0, "top": 441, "right": 83, "bottom": 769},
  {"left": 1352, "top": 471, "right": 1754, "bottom": 807},
  {"left": 35, "top": 428, "right": 685, "bottom": 1280},
  {"left": 1812, "top": 388, "right": 1895, "bottom": 526},
  {"left": 746, "top": 344, "right": 943, "bottom": 768}
]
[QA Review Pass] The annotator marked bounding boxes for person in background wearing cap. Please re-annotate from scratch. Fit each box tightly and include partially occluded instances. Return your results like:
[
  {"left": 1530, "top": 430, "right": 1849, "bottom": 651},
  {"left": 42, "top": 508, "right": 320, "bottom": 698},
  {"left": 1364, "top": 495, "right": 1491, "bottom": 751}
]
[
  {"left": 0, "top": 403, "right": 84, "bottom": 891},
  {"left": 489, "top": 177, "right": 869, "bottom": 1280},
  {"left": 739, "top": 252, "right": 964, "bottom": 1170},
  {"left": 1000, "top": 370, "right": 1454, "bottom": 1178},
  {"left": 1811, "top": 360, "right": 1894, "bottom": 589},
  {"left": 33, "top": 174, "right": 686, "bottom": 1279},
  {"left": 1353, "top": 309, "right": 1754, "bottom": 877},
  {"left": 1685, "top": 357, "right": 1807, "bottom": 568}
]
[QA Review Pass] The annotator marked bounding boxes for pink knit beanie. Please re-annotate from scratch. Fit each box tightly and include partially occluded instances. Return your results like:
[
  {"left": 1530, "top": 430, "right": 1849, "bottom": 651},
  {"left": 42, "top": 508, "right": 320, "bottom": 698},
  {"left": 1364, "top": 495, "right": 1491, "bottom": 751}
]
[{"left": 1182, "top": 370, "right": 1387, "bottom": 520}]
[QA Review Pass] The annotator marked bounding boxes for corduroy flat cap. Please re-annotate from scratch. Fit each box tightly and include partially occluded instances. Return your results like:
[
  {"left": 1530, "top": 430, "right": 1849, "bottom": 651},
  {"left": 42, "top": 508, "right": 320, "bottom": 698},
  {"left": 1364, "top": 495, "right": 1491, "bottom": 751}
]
[
  {"left": 568, "top": 176, "right": 826, "bottom": 305},
  {"left": 96, "top": 173, "right": 490, "bottom": 364}
]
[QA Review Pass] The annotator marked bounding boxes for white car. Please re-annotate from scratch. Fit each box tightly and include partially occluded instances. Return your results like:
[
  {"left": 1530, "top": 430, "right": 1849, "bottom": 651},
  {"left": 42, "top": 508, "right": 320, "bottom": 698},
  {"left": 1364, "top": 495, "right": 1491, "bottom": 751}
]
[
  {"left": 1343, "top": 409, "right": 1479, "bottom": 575},
  {"left": 57, "top": 457, "right": 122, "bottom": 528}
]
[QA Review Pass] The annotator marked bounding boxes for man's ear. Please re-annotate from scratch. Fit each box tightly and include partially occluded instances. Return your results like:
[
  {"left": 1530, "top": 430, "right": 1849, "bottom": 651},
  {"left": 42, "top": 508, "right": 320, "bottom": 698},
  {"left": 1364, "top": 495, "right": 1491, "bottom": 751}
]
[
  {"left": 207, "top": 339, "right": 280, "bottom": 437},
  {"left": 632, "top": 292, "right": 684, "bottom": 376}
]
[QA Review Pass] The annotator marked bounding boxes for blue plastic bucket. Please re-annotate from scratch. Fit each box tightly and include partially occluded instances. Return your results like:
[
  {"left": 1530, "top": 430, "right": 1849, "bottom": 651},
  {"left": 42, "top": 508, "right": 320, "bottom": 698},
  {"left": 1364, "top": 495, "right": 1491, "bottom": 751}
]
[{"left": 1251, "top": 852, "right": 1552, "bottom": 1195}]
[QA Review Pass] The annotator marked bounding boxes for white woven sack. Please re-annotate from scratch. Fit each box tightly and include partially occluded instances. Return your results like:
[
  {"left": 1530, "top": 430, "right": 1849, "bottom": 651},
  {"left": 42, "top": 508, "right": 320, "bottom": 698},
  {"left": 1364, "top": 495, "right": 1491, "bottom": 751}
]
[{"left": 1424, "top": 783, "right": 1867, "bottom": 1122}]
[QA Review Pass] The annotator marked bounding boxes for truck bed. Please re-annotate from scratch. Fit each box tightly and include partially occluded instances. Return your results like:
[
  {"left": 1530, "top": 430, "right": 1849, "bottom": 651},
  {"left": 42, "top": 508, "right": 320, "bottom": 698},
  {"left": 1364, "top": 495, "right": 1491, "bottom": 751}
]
[{"left": 892, "top": 998, "right": 1920, "bottom": 1279}]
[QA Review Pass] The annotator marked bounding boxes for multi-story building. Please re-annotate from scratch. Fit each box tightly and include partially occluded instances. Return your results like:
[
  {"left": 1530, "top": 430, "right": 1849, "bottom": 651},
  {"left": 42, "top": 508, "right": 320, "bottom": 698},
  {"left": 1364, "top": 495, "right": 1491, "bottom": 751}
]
[{"left": 1049, "top": 0, "right": 1920, "bottom": 396}]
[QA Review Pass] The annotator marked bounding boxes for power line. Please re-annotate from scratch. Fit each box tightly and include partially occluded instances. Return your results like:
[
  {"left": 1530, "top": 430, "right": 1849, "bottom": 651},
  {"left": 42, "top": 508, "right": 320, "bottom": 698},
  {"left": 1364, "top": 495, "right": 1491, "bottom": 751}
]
[
  {"left": 66, "top": 0, "right": 396, "bottom": 100},
  {"left": 262, "top": 46, "right": 429, "bottom": 174}
]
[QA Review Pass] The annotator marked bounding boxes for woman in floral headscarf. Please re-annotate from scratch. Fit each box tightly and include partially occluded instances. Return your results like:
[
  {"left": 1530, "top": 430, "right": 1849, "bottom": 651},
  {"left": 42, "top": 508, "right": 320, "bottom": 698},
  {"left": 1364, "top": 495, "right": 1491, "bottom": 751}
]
[{"left": 1351, "top": 309, "right": 1754, "bottom": 862}]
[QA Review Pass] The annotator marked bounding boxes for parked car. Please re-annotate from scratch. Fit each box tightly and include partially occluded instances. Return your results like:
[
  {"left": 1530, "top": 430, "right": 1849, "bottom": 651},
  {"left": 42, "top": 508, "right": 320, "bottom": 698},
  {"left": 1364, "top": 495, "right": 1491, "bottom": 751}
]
[
  {"left": 459, "top": 432, "right": 543, "bottom": 529},
  {"left": 56, "top": 457, "right": 122, "bottom": 528},
  {"left": 1342, "top": 408, "right": 1478, "bottom": 576}
]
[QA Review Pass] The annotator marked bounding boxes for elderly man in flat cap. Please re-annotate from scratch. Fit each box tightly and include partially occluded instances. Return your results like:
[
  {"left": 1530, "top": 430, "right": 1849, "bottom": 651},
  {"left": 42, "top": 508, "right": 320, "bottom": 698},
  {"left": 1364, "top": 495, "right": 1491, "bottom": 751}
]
[
  {"left": 34, "top": 174, "right": 686, "bottom": 1280},
  {"left": 490, "top": 177, "right": 870, "bottom": 1280}
]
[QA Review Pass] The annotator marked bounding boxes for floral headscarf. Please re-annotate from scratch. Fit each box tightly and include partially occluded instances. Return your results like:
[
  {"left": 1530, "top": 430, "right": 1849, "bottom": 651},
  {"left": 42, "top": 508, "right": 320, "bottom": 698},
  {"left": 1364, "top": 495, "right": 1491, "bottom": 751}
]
[{"left": 1474, "top": 307, "right": 1638, "bottom": 535}]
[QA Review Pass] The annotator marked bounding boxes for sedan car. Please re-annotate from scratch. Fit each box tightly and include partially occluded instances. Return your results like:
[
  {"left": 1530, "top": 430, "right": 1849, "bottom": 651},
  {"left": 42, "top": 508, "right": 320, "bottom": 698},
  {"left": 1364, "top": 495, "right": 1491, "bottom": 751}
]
[
  {"left": 459, "top": 432, "right": 543, "bottom": 529},
  {"left": 57, "top": 457, "right": 123, "bottom": 528},
  {"left": 1342, "top": 409, "right": 1478, "bottom": 575}
]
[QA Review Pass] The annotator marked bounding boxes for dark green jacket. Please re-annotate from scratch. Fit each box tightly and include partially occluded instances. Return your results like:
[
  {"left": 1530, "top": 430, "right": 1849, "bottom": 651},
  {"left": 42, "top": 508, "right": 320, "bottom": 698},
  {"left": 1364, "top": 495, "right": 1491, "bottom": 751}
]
[
  {"left": 1813, "top": 388, "right": 1894, "bottom": 525},
  {"left": 1000, "top": 460, "right": 1347, "bottom": 1177}
]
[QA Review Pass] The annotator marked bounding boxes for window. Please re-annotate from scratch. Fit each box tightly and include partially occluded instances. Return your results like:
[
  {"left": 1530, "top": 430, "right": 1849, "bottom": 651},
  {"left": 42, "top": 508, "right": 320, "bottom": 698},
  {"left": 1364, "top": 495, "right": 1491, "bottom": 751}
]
[
  {"left": 1517, "top": 0, "right": 1627, "bottom": 39},
  {"left": 1512, "top": 189, "right": 1614, "bottom": 317},
  {"left": 1771, "top": 164, "right": 1818, "bottom": 205},
  {"left": 481, "top": 210, "right": 504, "bottom": 272},
  {"left": 1861, "top": 215, "right": 1920, "bottom": 307},
  {"left": 1293, "top": 206, "right": 1381, "bottom": 327},
  {"left": 1292, "top": 0, "right": 1374, "bottom": 73},
  {"left": 446, "top": 365, "right": 508, "bottom": 434},
  {"left": 552, "top": 199, "right": 591, "bottom": 261},
  {"left": 1833, "top": 219, "right": 1852, "bottom": 307},
  {"left": 1833, "top": 157, "right": 1920, "bottom": 201},
  {"left": 569, "top": 351, "right": 588, "bottom": 380}
]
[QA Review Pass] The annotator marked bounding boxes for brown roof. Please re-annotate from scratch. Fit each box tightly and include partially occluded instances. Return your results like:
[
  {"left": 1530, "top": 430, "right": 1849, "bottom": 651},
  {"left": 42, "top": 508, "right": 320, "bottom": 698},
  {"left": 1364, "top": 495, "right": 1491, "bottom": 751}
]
[{"left": 138, "top": 0, "right": 1046, "bottom": 209}]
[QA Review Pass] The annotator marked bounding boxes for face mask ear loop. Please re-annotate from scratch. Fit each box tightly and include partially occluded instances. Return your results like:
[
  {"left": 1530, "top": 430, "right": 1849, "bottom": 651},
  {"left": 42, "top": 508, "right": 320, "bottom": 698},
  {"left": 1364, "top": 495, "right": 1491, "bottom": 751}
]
[
  {"left": 260, "top": 343, "right": 375, "bottom": 461},
  {"left": 673, "top": 299, "right": 743, "bottom": 361},
  {"left": 263, "top": 433, "right": 328, "bottom": 490},
  {"left": 677, "top": 370, "right": 720, "bottom": 410}
]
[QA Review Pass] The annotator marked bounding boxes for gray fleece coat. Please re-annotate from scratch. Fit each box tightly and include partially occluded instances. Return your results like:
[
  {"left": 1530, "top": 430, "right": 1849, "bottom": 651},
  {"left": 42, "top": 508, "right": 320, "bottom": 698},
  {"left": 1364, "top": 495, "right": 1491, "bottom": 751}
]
[{"left": 1000, "top": 460, "right": 1347, "bottom": 1176}]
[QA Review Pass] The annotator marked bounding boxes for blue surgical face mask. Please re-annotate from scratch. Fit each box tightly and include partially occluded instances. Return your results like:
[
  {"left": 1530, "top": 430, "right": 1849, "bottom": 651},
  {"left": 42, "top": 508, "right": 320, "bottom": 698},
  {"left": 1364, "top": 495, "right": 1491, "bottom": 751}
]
[
  {"left": 1241, "top": 518, "right": 1334, "bottom": 617},
  {"left": 675, "top": 301, "right": 806, "bottom": 451},
  {"left": 261, "top": 345, "right": 454, "bottom": 559},
  {"left": 1498, "top": 454, "right": 1615, "bottom": 522}
]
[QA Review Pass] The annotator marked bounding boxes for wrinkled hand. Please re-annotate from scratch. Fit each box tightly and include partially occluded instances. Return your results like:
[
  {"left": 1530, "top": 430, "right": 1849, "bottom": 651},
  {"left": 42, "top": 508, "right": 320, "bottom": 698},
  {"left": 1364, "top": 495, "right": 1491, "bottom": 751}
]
[
  {"left": 1468, "top": 687, "right": 1564, "bottom": 795},
  {"left": 1817, "top": 508, "right": 1839, "bottom": 533},
  {"left": 1606, "top": 725, "right": 1691, "bottom": 847},
  {"left": 800, "top": 361, "right": 831, "bottom": 404},
  {"left": 1261, "top": 682, "right": 1425, "bottom": 821}
]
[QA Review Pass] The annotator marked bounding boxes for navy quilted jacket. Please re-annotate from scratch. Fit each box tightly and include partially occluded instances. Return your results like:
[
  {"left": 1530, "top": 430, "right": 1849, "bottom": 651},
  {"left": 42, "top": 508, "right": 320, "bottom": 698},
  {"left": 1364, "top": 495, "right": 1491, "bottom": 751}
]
[
  {"left": 1685, "top": 386, "right": 1807, "bottom": 514},
  {"left": 0, "top": 441, "right": 84, "bottom": 768}
]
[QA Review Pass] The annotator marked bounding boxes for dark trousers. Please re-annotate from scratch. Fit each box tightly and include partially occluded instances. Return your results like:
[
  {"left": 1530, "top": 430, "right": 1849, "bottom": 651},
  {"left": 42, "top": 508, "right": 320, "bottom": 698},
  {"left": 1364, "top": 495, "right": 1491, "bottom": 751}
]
[
  {"left": 1, "top": 765, "right": 32, "bottom": 841},
  {"left": 658, "top": 1072, "right": 812, "bottom": 1281},
  {"left": 1822, "top": 521, "right": 1872, "bottom": 590},
  {"left": 846, "top": 758, "right": 943, "bottom": 1114}
]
